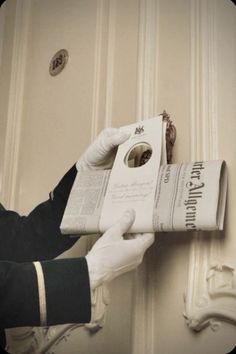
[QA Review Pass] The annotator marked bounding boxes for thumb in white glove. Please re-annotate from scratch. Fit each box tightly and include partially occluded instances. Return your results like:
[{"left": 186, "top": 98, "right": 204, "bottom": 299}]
[
  {"left": 76, "top": 128, "right": 130, "bottom": 171},
  {"left": 86, "top": 210, "right": 154, "bottom": 290}
]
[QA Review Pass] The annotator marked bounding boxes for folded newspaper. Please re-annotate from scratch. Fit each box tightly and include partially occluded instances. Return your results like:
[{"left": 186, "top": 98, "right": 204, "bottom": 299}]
[{"left": 60, "top": 116, "right": 227, "bottom": 234}]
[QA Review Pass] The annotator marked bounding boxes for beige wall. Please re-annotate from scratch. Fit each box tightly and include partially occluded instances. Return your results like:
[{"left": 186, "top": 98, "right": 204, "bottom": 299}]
[{"left": 1, "top": 1, "right": 236, "bottom": 353}]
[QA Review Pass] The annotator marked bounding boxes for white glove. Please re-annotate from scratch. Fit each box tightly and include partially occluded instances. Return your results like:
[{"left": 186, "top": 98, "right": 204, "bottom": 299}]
[
  {"left": 76, "top": 128, "right": 130, "bottom": 171},
  {"left": 85, "top": 210, "right": 154, "bottom": 290}
]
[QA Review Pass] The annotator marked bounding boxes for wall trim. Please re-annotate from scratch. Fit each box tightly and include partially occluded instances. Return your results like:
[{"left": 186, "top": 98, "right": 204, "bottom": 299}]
[
  {"left": 189, "top": 0, "right": 218, "bottom": 162},
  {"left": 7, "top": 1, "right": 110, "bottom": 352},
  {"left": 104, "top": 0, "right": 116, "bottom": 127},
  {"left": 87, "top": 0, "right": 111, "bottom": 334},
  {"left": 91, "top": 0, "right": 106, "bottom": 141},
  {"left": 1, "top": 0, "right": 31, "bottom": 209},
  {"left": 184, "top": 0, "right": 236, "bottom": 332},
  {"left": 0, "top": 1, "right": 7, "bottom": 196},
  {"left": 131, "top": 1, "right": 160, "bottom": 353},
  {"left": 0, "top": 2, "right": 6, "bottom": 76},
  {"left": 135, "top": 0, "right": 159, "bottom": 122}
]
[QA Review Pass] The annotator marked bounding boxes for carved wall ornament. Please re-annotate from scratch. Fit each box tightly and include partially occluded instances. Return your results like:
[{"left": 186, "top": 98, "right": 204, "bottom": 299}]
[
  {"left": 184, "top": 0, "right": 236, "bottom": 337},
  {"left": 85, "top": 284, "right": 110, "bottom": 332},
  {"left": 184, "top": 246, "right": 236, "bottom": 332},
  {"left": 161, "top": 110, "right": 176, "bottom": 164},
  {"left": 207, "top": 264, "right": 236, "bottom": 298}
]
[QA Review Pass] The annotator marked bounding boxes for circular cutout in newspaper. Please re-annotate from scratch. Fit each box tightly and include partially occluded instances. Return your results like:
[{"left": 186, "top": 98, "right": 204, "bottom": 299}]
[{"left": 124, "top": 142, "right": 152, "bottom": 168}]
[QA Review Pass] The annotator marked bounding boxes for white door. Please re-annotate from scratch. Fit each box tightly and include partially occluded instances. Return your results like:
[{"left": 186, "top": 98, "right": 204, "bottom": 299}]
[{"left": 0, "top": 1, "right": 236, "bottom": 353}]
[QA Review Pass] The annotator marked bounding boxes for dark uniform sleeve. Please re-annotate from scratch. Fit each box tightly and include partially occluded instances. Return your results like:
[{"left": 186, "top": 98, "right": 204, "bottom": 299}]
[
  {"left": 0, "top": 164, "right": 92, "bottom": 349},
  {"left": 0, "top": 257, "right": 91, "bottom": 329},
  {"left": 0, "top": 164, "right": 79, "bottom": 262}
]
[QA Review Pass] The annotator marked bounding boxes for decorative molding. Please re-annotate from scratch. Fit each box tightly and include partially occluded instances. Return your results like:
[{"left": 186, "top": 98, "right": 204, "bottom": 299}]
[
  {"left": 6, "top": 325, "right": 83, "bottom": 354},
  {"left": 0, "top": 1, "right": 6, "bottom": 196},
  {"left": 6, "top": 1, "right": 109, "bottom": 353},
  {"left": 7, "top": 2, "right": 111, "bottom": 352},
  {"left": 0, "top": 2, "right": 6, "bottom": 76},
  {"left": 86, "top": 0, "right": 110, "bottom": 334},
  {"left": 136, "top": 0, "right": 159, "bottom": 121},
  {"left": 189, "top": 0, "right": 218, "bottom": 162},
  {"left": 104, "top": 0, "right": 116, "bottom": 127},
  {"left": 31, "top": 3, "right": 111, "bottom": 352},
  {"left": 183, "top": 236, "right": 236, "bottom": 331},
  {"left": 207, "top": 263, "right": 236, "bottom": 299},
  {"left": 91, "top": 0, "right": 106, "bottom": 141},
  {"left": 0, "top": 0, "right": 31, "bottom": 209},
  {"left": 131, "top": 1, "right": 160, "bottom": 354},
  {"left": 85, "top": 284, "right": 110, "bottom": 331},
  {"left": 184, "top": 0, "right": 236, "bottom": 331}
]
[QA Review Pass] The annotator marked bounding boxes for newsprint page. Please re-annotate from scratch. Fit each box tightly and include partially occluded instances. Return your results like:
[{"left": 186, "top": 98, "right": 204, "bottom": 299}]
[{"left": 60, "top": 116, "right": 227, "bottom": 235}]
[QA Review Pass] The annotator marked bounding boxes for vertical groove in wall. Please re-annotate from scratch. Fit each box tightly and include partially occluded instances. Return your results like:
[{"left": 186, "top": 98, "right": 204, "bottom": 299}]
[
  {"left": 190, "top": 0, "right": 218, "bottom": 161},
  {"left": 186, "top": 0, "right": 220, "bottom": 321},
  {"left": 132, "top": 1, "right": 160, "bottom": 353},
  {"left": 85, "top": 0, "right": 106, "bottom": 255},
  {"left": 0, "top": 2, "right": 6, "bottom": 75},
  {"left": 91, "top": 0, "right": 105, "bottom": 141},
  {"left": 1, "top": 0, "right": 31, "bottom": 208},
  {"left": 201, "top": 0, "right": 218, "bottom": 160},
  {"left": 104, "top": 0, "right": 116, "bottom": 127},
  {"left": 136, "top": 0, "right": 159, "bottom": 122},
  {"left": 0, "top": 2, "right": 6, "bottom": 196},
  {"left": 187, "top": 0, "right": 203, "bottom": 317},
  {"left": 190, "top": 0, "right": 200, "bottom": 161}
]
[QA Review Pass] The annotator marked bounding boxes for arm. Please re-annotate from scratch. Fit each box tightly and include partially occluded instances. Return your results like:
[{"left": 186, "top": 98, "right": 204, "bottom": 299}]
[
  {"left": 0, "top": 210, "right": 153, "bottom": 330},
  {"left": 0, "top": 128, "right": 130, "bottom": 263},
  {"left": 0, "top": 257, "right": 91, "bottom": 329},
  {"left": 0, "top": 127, "right": 155, "bottom": 341},
  {"left": 0, "top": 164, "right": 79, "bottom": 262}
]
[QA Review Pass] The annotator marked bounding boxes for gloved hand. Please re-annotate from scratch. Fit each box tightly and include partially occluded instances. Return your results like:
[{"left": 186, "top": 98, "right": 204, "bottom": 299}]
[
  {"left": 76, "top": 128, "right": 130, "bottom": 171},
  {"left": 85, "top": 210, "right": 154, "bottom": 290}
]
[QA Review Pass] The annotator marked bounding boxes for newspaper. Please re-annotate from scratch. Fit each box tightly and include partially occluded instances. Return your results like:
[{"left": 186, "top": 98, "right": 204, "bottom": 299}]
[
  {"left": 152, "top": 160, "right": 227, "bottom": 232},
  {"left": 60, "top": 117, "right": 227, "bottom": 234}
]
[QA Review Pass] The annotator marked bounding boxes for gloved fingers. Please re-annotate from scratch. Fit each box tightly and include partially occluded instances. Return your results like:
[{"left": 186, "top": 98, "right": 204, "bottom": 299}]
[
  {"left": 82, "top": 128, "right": 118, "bottom": 157},
  {"left": 85, "top": 129, "right": 130, "bottom": 163},
  {"left": 77, "top": 127, "right": 130, "bottom": 171},
  {"left": 128, "top": 232, "right": 155, "bottom": 251},
  {"left": 103, "top": 209, "right": 136, "bottom": 241},
  {"left": 95, "top": 127, "right": 129, "bottom": 155},
  {"left": 100, "top": 127, "right": 120, "bottom": 137},
  {"left": 124, "top": 233, "right": 135, "bottom": 240},
  {"left": 104, "top": 130, "right": 130, "bottom": 151}
]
